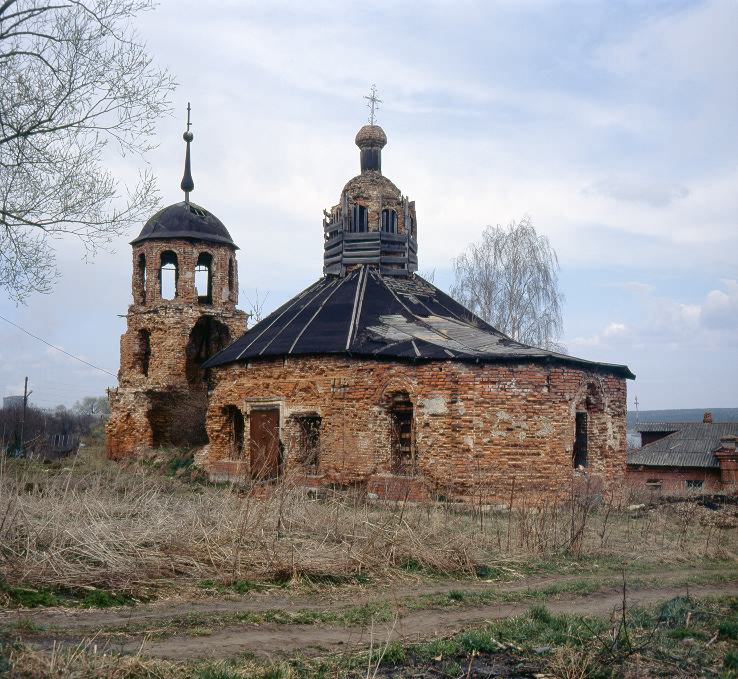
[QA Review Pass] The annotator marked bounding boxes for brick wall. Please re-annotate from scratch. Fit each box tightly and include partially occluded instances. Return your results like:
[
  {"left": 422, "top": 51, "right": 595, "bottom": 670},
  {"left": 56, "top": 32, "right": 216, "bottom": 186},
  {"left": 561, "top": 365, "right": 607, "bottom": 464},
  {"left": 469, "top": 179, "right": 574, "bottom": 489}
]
[
  {"left": 626, "top": 466, "right": 723, "bottom": 493},
  {"left": 204, "top": 355, "right": 628, "bottom": 501}
]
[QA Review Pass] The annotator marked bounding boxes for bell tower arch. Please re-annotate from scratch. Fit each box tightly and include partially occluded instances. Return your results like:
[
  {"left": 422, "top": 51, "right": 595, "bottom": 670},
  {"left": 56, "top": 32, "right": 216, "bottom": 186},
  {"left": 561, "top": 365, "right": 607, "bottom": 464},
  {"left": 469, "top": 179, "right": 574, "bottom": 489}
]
[{"left": 107, "top": 106, "right": 247, "bottom": 458}]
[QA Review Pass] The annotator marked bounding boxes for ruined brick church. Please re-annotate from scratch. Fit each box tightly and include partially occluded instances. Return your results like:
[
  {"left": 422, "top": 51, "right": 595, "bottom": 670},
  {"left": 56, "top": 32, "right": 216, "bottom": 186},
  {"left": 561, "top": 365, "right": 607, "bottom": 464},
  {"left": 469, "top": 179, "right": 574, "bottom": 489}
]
[{"left": 107, "top": 105, "right": 634, "bottom": 500}]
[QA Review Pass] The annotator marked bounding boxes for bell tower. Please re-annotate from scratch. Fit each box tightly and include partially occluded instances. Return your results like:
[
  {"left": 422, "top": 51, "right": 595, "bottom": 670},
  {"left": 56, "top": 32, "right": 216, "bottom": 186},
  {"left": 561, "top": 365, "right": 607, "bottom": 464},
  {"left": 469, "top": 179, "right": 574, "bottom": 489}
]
[{"left": 106, "top": 106, "right": 247, "bottom": 458}]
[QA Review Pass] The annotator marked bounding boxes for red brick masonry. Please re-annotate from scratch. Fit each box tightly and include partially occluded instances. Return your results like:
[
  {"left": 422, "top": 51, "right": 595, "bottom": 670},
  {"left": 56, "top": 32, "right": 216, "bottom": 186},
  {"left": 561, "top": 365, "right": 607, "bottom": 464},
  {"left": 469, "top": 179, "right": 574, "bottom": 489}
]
[{"left": 204, "top": 356, "right": 627, "bottom": 502}]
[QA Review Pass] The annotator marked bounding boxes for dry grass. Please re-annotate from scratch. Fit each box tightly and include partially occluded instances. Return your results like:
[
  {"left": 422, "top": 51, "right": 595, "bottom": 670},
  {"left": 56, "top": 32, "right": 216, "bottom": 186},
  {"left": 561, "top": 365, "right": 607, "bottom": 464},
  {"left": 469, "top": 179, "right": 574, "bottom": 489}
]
[
  {"left": 3, "top": 639, "right": 180, "bottom": 679},
  {"left": 1, "top": 446, "right": 736, "bottom": 598}
]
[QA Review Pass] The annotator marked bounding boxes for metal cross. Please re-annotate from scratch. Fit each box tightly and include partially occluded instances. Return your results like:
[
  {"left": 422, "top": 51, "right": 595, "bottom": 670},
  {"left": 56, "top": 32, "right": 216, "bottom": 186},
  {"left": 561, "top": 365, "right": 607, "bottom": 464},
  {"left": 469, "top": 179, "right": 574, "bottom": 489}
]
[
  {"left": 364, "top": 84, "right": 382, "bottom": 125},
  {"left": 186, "top": 102, "right": 192, "bottom": 132}
]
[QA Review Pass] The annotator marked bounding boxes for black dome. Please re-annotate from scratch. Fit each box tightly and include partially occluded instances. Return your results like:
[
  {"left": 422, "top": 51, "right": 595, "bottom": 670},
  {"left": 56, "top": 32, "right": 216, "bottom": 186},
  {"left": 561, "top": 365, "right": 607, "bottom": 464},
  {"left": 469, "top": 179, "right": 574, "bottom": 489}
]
[{"left": 131, "top": 201, "right": 237, "bottom": 248}]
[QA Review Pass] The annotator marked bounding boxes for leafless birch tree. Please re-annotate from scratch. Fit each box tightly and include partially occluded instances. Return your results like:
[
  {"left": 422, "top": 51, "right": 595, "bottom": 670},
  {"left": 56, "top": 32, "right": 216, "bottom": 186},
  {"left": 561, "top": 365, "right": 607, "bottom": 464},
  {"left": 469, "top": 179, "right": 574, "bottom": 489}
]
[
  {"left": 0, "top": 0, "right": 175, "bottom": 302},
  {"left": 451, "top": 217, "right": 565, "bottom": 350}
]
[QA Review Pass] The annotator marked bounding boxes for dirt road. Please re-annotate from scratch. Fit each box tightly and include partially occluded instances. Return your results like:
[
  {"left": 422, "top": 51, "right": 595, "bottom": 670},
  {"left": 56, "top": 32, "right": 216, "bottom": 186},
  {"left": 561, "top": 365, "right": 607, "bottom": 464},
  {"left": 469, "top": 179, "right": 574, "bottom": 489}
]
[{"left": 4, "top": 569, "right": 737, "bottom": 661}]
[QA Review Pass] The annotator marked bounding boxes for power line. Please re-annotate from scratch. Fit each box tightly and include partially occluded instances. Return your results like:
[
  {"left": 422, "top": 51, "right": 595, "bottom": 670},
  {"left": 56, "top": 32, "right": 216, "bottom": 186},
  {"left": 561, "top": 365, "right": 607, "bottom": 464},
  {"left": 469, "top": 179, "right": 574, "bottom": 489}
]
[{"left": 0, "top": 313, "right": 117, "bottom": 379}]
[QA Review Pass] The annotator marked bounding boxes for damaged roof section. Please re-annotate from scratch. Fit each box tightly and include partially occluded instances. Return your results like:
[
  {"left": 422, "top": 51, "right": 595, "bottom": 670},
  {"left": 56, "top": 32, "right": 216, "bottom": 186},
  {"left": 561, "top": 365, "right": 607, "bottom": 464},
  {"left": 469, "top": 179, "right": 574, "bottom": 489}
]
[
  {"left": 205, "top": 268, "right": 634, "bottom": 378},
  {"left": 628, "top": 423, "right": 738, "bottom": 469}
]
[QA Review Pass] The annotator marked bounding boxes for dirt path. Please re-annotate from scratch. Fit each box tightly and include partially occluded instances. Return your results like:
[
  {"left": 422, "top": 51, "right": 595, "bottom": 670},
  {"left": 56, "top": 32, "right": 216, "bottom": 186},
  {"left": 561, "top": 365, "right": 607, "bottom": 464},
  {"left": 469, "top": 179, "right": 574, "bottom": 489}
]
[
  {"left": 119, "top": 582, "right": 738, "bottom": 660},
  {"left": 1, "top": 565, "right": 730, "bottom": 633},
  {"left": 12, "top": 578, "right": 738, "bottom": 661}
]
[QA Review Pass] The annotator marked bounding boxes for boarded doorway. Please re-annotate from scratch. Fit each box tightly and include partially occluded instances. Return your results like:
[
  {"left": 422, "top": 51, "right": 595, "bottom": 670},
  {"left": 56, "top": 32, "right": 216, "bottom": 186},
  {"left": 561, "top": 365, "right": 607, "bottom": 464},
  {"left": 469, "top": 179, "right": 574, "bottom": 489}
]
[{"left": 250, "top": 409, "right": 280, "bottom": 480}]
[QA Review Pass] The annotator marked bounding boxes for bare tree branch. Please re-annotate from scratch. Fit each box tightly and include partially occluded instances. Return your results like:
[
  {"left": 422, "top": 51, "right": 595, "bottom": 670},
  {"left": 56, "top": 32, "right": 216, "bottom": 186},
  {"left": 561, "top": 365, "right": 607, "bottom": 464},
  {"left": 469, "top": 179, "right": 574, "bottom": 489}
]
[
  {"left": 0, "top": 0, "right": 175, "bottom": 302},
  {"left": 451, "top": 216, "right": 565, "bottom": 351}
]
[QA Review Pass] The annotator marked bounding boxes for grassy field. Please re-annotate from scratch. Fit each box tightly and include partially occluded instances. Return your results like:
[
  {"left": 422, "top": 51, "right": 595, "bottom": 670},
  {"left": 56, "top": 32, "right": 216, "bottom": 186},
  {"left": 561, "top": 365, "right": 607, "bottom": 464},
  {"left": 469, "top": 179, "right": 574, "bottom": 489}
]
[{"left": 1, "top": 445, "right": 737, "bottom": 677}]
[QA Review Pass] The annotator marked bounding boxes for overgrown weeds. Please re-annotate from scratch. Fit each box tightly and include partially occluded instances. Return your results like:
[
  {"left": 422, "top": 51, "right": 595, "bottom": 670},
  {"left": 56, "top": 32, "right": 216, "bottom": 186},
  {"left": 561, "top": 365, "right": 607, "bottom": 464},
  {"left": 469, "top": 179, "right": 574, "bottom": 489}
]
[{"left": 1, "top": 446, "right": 736, "bottom": 604}]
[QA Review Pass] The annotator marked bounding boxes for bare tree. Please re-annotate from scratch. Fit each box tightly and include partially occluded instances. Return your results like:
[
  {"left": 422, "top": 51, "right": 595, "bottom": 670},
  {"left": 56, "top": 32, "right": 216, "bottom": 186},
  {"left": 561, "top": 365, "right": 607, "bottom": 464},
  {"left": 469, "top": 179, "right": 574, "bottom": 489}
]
[
  {"left": 243, "top": 287, "right": 270, "bottom": 324},
  {"left": 451, "top": 216, "right": 565, "bottom": 350},
  {"left": 0, "top": 0, "right": 175, "bottom": 302}
]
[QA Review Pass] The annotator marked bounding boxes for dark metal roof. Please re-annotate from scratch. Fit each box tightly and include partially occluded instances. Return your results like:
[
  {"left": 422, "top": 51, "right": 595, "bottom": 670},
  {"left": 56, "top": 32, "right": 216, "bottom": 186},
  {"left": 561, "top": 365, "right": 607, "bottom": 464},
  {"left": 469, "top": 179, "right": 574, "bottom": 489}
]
[
  {"left": 635, "top": 422, "right": 685, "bottom": 433},
  {"left": 204, "top": 268, "right": 635, "bottom": 378},
  {"left": 131, "top": 202, "right": 237, "bottom": 248},
  {"left": 628, "top": 422, "right": 738, "bottom": 469}
]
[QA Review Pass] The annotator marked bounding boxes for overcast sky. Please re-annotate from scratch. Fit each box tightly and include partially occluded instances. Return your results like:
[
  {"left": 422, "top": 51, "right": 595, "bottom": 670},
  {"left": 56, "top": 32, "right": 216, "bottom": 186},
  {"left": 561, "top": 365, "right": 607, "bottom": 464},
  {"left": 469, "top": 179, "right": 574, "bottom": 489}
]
[{"left": 1, "top": 0, "right": 736, "bottom": 411}]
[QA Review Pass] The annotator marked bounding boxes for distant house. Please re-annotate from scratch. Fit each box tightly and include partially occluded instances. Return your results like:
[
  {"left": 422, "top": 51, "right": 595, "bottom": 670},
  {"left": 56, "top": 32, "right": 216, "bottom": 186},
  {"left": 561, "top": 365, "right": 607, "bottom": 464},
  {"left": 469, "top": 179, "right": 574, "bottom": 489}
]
[{"left": 627, "top": 412, "right": 738, "bottom": 492}]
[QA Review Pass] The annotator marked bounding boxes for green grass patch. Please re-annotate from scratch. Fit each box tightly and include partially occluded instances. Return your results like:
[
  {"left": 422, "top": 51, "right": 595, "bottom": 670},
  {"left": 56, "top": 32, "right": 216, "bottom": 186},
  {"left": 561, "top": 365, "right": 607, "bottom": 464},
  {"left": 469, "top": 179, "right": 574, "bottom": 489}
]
[{"left": 0, "top": 578, "right": 137, "bottom": 609}]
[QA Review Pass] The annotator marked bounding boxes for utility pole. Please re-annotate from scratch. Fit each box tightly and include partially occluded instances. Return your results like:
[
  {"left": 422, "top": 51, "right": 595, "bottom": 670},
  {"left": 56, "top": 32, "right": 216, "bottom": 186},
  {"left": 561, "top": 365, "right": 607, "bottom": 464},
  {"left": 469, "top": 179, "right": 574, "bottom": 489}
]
[
  {"left": 19, "top": 377, "right": 32, "bottom": 457},
  {"left": 634, "top": 395, "right": 640, "bottom": 426}
]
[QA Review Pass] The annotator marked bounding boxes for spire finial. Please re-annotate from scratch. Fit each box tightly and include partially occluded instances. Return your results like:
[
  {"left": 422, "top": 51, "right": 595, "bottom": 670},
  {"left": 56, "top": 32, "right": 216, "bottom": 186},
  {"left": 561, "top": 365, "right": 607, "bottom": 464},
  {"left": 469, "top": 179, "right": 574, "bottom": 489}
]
[
  {"left": 180, "top": 102, "right": 194, "bottom": 204},
  {"left": 364, "top": 84, "right": 382, "bottom": 126}
]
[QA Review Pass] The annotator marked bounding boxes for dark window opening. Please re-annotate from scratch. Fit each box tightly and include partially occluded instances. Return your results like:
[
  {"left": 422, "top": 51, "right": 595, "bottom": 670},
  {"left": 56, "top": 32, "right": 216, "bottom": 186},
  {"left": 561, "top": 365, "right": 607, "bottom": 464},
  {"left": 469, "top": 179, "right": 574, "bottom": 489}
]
[
  {"left": 195, "top": 252, "right": 213, "bottom": 304},
  {"left": 686, "top": 479, "right": 704, "bottom": 489},
  {"left": 295, "top": 415, "right": 321, "bottom": 472},
  {"left": 137, "top": 253, "right": 147, "bottom": 304},
  {"left": 573, "top": 412, "right": 588, "bottom": 468},
  {"left": 389, "top": 392, "right": 414, "bottom": 475},
  {"left": 381, "top": 209, "right": 397, "bottom": 233},
  {"left": 186, "top": 316, "right": 231, "bottom": 385},
  {"left": 223, "top": 405, "right": 245, "bottom": 459},
  {"left": 137, "top": 329, "right": 151, "bottom": 376},
  {"left": 351, "top": 204, "right": 368, "bottom": 233},
  {"left": 228, "top": 258, "right": 235, "bottom": 299},
  {"left": 159, "top": 251, "right": 178, "bottom": 300},
  {"left": 646, "top": 479, "right": 662, "bottom": 491}
]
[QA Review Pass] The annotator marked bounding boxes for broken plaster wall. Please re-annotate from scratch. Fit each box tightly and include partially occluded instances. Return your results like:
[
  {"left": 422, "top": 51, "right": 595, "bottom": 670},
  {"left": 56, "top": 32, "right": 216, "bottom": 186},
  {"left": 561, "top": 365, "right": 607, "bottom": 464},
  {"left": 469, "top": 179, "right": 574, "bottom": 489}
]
[{"left": 204, "top": 355, "right": 627, "bottom": 501}]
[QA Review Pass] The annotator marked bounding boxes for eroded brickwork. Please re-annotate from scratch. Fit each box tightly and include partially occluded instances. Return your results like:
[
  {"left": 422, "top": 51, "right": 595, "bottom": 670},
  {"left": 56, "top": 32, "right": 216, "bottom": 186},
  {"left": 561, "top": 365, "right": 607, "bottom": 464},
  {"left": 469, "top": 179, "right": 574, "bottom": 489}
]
[
  {"left": 107, "top": 236, "right": 246, "bottom": 459},
  {"left": 203, "top": 356, "right": 627, "bottom": 501}
]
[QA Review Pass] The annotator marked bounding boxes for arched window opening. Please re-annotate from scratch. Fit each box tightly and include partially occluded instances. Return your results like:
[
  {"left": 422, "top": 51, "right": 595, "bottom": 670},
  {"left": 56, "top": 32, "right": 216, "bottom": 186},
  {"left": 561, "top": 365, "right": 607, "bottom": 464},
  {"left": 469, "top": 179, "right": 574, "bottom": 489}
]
[
  {"left": 136, "top": 329, "right": 151, "bottom": 376},
  {"left": 351, "top": 204, "right": 368, "bottom": 233},
  {"left": 223, "top": 405, "right": 245, "bottom": 458},
  {"left": 227, "top": 257, "right": 235, "bottom": 299},
  {"left": 387, "top": 391, "right": 414, "bottom": 475},
  {"left": 159, "top": 251, "right": 178, "bottom": 300},
  {"left": 195, "top": 252, "right": 213, "bottom": 304},
  {"left": 186, "top": 316, "right": 231, "bottom": 385},
  {"left": 573, "top": 412, "right": 587, "bottom": 469},
  {"left": 381, "top": 209, "right": 397, "bottom": 234},
  {"left": 136, "top": 253, "right": 147, "bottom": 304},
  {"left": 573, "top": 383, "right": 602, "bottom": 469}
]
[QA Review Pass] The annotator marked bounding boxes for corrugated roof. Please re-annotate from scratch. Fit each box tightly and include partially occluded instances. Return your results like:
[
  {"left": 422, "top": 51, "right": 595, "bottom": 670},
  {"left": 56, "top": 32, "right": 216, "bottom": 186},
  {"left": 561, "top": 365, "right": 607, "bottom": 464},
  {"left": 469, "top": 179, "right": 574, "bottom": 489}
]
[
  {"left": 205, "top": 269, "right": 634, "bottom": 378},
  {"left": 628, "top": 422, "right": 738, "bottom": 469},
  {"left": 635, "top": 422, "right": 686, "bottom": 433}
]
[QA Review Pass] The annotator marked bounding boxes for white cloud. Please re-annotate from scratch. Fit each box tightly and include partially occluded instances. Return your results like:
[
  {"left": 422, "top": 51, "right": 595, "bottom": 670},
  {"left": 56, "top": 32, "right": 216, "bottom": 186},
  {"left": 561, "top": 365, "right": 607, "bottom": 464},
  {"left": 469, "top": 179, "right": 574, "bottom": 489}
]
[
  {"left": 570, "top": 321, "right": 629, "bottom": 349},
  {"left": 583, "top": 179, "right": 689, "bottom": 208}
]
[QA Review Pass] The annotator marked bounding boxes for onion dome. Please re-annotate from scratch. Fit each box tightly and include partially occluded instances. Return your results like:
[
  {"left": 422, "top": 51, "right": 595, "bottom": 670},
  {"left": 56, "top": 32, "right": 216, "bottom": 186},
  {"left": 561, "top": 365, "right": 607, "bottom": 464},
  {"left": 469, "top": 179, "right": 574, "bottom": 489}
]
[
  {"left": 355, "top": 124, "right": 387, "bottom": 173},
  {"left": 355, "top": 124, "right": 387, "bottom": 149},
  {"left": 131, "top": 202, "right": 237, "bottom": 247}
]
